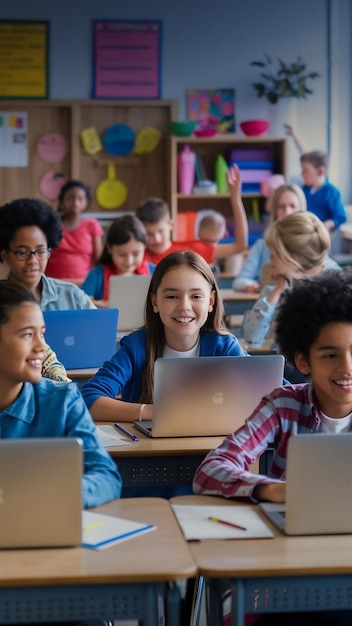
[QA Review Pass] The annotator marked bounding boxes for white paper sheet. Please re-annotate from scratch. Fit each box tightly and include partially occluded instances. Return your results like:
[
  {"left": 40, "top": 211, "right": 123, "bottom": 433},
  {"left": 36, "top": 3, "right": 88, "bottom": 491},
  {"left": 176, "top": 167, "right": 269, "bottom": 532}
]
[
  {"left": 96, "top": 425, "right": 130, "bottom": 447},
  {"left": 171, "top": 504, "right": 274, "bottom": 540}
]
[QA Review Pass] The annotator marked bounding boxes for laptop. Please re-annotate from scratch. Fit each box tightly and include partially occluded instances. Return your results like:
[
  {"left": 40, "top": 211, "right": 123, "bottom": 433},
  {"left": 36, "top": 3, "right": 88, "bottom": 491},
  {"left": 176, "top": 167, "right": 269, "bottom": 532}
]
[
  {"left": 260, "top": 433, "right": 352, "bottom": 535},
  {"left": 134, "top": 354, "right": 284, "bottom": 438},
  {"left": 0, "top": 438, "right": 82, "bottom": 548},
  {"left": 43, "top": 308, "right": 119, "bottom": 369},
  {"left": 108, "top": 275, "right": 151, "bottom": 334}
]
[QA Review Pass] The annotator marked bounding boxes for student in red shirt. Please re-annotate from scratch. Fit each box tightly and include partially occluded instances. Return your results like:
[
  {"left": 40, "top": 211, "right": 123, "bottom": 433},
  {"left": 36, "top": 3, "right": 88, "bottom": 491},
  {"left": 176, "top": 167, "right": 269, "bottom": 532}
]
[
  {"left": 136, "top": 164, "right": 248, "bottom": 265},
  {"left": 46, "top": 180, "right": 104, "bottom": 285}
]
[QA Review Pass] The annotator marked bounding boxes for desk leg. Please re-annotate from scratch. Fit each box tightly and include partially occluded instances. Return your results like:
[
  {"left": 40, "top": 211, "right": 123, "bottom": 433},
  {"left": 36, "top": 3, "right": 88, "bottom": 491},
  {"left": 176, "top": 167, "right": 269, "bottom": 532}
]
[
  {"left": 206, "top": 578, "right": 227, "bottom": 626},
  {"left": 206, "top": 578, "right": 246, "bottom": 626},
  {"left": 165, "top": 582, "right": 181, "bottom": 626}
]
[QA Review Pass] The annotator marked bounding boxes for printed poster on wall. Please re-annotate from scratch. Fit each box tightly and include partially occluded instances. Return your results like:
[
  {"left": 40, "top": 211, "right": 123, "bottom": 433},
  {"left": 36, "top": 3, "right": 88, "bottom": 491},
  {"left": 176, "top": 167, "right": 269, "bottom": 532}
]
[
  {"left": 0, "top": 112, "right": 28, "bottom": 167},
  {"left": 186, "top": 88, "right": 236, "bottom": 133},
  {"left": 93, "top": 20, "right": 162, "bottom": 99},
  {"left": 0, "top": 21, "right": 49, "bottom": 99}
]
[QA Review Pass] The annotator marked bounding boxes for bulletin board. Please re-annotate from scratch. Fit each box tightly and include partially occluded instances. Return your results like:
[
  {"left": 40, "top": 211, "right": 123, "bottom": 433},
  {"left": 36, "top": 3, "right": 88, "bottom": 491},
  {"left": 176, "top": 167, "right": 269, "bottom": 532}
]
[
  {"left": 0, "top": 21, "right": 49, "bottom": 99},
  {"left": 92, "top": 20, "right": 162, "bottom": 99}
]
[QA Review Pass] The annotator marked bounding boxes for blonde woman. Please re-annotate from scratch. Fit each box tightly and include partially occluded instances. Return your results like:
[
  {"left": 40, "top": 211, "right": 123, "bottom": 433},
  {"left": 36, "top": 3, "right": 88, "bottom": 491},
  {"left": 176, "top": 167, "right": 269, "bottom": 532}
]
[{"left": 242, "top": 212, "right": 336, "bottom": 347}]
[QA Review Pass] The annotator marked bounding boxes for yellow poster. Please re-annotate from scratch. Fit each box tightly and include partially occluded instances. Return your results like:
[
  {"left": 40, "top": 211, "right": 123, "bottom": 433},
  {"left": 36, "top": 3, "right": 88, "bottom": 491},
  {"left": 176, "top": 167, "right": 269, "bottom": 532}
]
[{"left": 0, "top": 22, "right": 49, "bottom": 98}]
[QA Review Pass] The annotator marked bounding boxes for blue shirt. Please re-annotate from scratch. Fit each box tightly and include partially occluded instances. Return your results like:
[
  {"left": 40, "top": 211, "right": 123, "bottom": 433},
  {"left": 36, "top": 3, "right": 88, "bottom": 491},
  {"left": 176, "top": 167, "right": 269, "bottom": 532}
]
[
  {"left": 82, "top": 328, "right": 249, "bottom": 409},
  {"left": 0, "top": 378, "right": 121, "bottom": 508},
  {"left": 303, "top": 181, "right": 346, "bottom": 228},
  {"left": 41, "top": 274, "right": 96, "bottom": 310}
]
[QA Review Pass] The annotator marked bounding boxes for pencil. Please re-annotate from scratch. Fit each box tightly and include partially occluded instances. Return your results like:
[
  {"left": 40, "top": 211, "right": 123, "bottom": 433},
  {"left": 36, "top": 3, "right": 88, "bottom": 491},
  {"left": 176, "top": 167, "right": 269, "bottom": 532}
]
[{"left": 208, "top": 516, "right": 247, "bottom": 531}]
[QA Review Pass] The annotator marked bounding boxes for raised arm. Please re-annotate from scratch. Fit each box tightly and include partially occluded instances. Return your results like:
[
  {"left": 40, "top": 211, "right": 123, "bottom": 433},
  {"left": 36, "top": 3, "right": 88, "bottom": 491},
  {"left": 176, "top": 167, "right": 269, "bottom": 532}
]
[
  {"left": 284, "top": 123, "right": 310, "bottom": 155},
  {"left": 213, "top": 164, "right": 248, "bottom": 260}
]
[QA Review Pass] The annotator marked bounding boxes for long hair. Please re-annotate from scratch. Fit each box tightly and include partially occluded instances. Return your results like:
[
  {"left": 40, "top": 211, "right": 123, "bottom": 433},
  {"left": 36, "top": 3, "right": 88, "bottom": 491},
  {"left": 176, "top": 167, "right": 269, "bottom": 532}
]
[
  {"left": 268, "top": 184, "right": 307, "bottom": 223},
  {"left": 140, "top": 250, "right": 227, "bottom": 402}
]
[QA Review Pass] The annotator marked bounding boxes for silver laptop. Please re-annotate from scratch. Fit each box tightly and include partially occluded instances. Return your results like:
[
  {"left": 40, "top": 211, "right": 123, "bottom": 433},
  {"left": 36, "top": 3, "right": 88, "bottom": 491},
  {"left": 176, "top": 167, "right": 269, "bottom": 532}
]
[
  {"left": 134, "top": 354, "right": 284, "bottom": 438},
  {"left": 260, "top": 433, "right": 352, "bottom": 535},
  {"left": 0, "top": 438, "right": 83, "bottom": 548},
  {"left": 108, "top": 275, "right": 151, "bottom": 334}
]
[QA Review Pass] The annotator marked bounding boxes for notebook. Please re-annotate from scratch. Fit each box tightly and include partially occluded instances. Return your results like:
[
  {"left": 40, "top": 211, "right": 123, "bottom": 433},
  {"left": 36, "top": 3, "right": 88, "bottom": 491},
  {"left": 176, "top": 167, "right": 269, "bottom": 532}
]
[
  {"left": 134, "top": 354, "right": 284, "bottom": 438},
  {"left": 43, "top": 308, "right": 119, "bottom": 369},
  {"left": 108, "top": 275, "right": 151, "bottom": 333},
  {"left": 260, "top": 433, "right": 352, "bottom": 535},
  {"left": 0, "top": 438, "right": 82, "bottom": 548}
]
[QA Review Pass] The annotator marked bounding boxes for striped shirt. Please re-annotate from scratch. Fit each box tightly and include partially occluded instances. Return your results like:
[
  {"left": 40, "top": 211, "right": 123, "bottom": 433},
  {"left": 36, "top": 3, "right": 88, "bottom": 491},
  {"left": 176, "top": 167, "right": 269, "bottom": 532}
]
[{"left": 193, "top": 383, "right": 344, "bottom": 500}]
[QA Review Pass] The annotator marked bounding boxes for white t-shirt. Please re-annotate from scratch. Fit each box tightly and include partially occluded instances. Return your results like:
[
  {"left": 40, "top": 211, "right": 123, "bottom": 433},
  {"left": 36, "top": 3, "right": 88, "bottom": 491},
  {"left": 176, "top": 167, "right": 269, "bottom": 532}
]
[
  {"left": 320, "top": 412, "right": 352, "bottom": 434},
  {"left": 163, "top": 338, "right": 200, "bottom": 358}
]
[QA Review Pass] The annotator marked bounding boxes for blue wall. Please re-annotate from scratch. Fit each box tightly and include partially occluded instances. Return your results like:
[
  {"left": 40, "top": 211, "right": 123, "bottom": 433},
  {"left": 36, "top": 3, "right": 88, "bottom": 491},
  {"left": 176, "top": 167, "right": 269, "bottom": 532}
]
[{"left": 1, "top": 0, "right": 351, "bottom": 200}]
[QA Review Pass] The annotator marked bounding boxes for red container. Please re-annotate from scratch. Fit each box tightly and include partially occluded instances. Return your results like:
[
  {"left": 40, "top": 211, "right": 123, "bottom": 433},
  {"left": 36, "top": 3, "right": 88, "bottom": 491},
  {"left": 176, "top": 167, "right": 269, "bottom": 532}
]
[{"left": 240, "top": 120, "right": 269, "bottom": 136}]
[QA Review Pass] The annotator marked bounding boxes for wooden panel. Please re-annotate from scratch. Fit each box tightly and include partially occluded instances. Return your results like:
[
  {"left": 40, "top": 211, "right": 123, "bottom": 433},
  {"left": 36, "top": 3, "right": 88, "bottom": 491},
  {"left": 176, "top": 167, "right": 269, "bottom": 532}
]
[
  {"left": 0, "top": 100, "right": 178, "bottom": 215},
  {"left": 77, "top": 100, "right": 177, "bottom": 213},
  {"left": 0, "top": 102, "right": 72, "bottom": 204}
]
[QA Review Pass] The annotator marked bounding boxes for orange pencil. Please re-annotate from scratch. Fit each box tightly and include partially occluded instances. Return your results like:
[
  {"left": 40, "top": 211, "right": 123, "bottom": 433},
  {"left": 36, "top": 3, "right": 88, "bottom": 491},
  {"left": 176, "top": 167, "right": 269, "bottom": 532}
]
[{"left": 208, "top": 516, "right": 246, "bottom": 531}]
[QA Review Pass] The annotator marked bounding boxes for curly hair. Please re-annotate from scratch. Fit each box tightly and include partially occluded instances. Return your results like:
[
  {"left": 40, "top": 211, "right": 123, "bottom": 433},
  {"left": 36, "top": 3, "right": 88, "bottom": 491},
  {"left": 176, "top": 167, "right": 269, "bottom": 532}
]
[
  {"left": 0, "top": 198, "right": 63, "bottom": 253},
  {"left": 275, "top": 269, "right": 352, "bottom": 364}
]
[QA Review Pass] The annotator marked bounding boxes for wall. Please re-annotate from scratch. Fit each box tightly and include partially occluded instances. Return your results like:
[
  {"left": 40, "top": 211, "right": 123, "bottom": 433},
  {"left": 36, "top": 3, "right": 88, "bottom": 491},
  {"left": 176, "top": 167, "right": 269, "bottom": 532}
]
[{"left": 0, "top": 0, "right": 351, "bottom": 201}]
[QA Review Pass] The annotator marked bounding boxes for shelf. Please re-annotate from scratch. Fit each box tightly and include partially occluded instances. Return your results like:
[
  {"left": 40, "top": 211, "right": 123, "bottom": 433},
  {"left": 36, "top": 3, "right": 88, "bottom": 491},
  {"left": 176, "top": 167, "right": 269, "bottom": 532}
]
[{"left": 169, "top": 134, "right": 287, "bottom": 238}]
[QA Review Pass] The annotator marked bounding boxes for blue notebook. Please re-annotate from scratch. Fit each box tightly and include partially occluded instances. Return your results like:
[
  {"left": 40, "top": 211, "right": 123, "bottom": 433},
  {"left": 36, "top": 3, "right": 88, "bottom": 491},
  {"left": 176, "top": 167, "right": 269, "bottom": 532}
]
[{"left": 43, "top": 308, "right": 119, "bottom": 370}]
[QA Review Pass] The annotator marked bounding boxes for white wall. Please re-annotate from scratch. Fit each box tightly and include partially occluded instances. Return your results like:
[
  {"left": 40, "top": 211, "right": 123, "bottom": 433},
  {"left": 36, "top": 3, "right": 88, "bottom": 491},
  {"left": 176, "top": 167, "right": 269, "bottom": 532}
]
[{"left": 1, "top": 0, "right": 351, "bottom": 201}]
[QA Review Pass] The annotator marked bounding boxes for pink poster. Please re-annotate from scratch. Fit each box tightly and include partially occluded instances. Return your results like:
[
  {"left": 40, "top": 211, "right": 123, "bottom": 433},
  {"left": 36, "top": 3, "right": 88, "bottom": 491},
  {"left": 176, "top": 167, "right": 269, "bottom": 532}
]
[{"left": 93, "top": 20, "right": 162, "bottom": 99}]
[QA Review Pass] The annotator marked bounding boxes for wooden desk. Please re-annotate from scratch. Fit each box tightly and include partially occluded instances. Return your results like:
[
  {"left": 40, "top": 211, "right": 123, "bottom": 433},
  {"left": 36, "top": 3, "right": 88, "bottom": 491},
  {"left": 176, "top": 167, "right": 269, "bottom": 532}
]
[
  {"left": 217, "top": 273, "right": 235, "bottom": 289},
  {"left": 0, "top": 498, "right": 197, "bottom": 626},
  {"left": 171, "top": 495, "right": 352, "bottom": 626},
  {"left": 104, "top": 422, "right": 224, "bottom": 495},
  {"left": 220, "top": 289, "right": 258, "bottom": 316}
]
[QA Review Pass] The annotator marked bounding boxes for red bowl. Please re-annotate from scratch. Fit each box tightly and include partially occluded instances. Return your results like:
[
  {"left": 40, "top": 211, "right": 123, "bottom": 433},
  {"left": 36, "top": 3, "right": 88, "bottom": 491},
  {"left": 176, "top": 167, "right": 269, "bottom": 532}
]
[{"left": 240, "top": 120, "right": 269, "bottom": 136}]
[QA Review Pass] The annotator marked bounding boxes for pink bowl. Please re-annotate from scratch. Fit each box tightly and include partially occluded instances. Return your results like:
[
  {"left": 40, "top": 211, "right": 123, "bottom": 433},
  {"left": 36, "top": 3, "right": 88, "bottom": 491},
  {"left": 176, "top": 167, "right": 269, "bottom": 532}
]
[
  {"left": 194, "top": 128, "right": 217, "bottom": 138},
  {"left": 240, "top": 120, "right": 269, "bottom": 136}
]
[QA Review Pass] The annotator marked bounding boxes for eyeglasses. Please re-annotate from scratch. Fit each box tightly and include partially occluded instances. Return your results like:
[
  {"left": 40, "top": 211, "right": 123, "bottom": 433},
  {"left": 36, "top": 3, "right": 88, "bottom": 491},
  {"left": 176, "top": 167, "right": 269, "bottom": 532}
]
[{"left": 8, "top": 248, "right": 52, "bottom": 261}]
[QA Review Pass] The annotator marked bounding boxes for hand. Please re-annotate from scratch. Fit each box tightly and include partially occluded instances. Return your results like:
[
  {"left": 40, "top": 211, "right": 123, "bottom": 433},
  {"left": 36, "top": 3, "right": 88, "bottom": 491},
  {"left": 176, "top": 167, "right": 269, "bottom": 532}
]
[
  {"left": 254, "top": 482, "right": 286, "bottom": 503},
  {"left": 284, "top": 123, "right": 294, "bottom": 136},
  {"left": 92, "top": 299, "right": 108, "bottom": 308},
  {"left": 244, "top": 283, "right": 261, "bottom": 293},
  {"left": 227, "top": 163, "right": 242, "bottom": 200},
  {"left": 266, "top": 274, "right": 290, "bottom": 304}
]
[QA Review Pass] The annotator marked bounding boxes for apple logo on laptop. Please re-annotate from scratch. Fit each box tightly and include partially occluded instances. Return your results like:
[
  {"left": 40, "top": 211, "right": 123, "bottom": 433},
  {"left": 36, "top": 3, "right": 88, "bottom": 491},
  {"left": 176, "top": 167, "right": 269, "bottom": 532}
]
[
  {"left": 64, "top": 335, "right": 75, "bottom": 347},
  {"left": 212, "top": 391, "right": 224, "bottom": 404}
]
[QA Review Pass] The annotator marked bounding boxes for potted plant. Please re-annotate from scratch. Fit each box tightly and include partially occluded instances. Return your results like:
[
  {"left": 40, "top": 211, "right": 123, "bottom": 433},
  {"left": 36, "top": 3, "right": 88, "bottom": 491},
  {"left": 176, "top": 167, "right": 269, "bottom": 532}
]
[{"left": 250, "top": 54, "right": 320, "bottom": 104}]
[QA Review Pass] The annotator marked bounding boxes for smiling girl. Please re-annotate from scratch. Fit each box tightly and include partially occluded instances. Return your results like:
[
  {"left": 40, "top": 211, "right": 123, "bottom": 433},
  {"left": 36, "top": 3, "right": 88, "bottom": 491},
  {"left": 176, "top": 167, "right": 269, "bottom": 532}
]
[{"left": 82, "top": 250, "right": 249, "bottom": 423}]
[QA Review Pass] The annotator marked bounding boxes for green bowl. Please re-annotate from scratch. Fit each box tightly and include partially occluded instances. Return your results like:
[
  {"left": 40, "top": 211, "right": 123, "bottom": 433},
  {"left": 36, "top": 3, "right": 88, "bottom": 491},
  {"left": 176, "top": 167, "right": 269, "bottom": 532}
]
[{"left": 169, "top": 120, "right": 196, "bottom": 137}]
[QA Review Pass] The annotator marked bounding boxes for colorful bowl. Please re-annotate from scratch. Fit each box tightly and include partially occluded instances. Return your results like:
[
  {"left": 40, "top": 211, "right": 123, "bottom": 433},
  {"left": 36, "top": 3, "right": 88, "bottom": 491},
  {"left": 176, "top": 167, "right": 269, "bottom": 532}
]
[
  {"left": 239, "top": 120, "right": 269, "bottom": 137},
  {"left": 169, "top": 120, "right": 196, "bottom": 137},
  {"left": 194, "top": 128, "right": 217, "bottom": 138}
]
